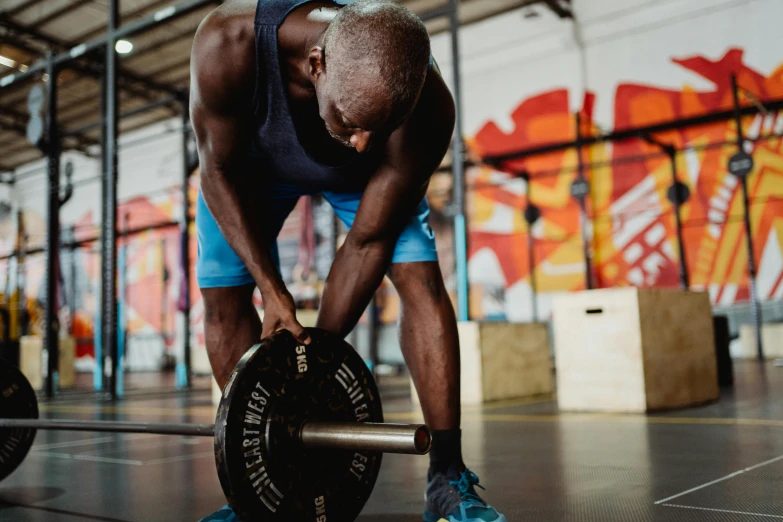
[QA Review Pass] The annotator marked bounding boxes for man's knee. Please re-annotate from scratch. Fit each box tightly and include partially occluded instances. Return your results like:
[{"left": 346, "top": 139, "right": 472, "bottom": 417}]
[
  {"left": 389, "top": 261, "right": 446, "bottom": 302},
  {"left": 203, "top": 284, "right": 256, "bottom": 327}
]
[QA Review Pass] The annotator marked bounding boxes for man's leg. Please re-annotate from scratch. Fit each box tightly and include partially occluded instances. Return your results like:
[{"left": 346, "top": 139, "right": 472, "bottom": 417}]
[
  {"left": 388, "top": 261, "right": 462, "bottom": 454},
  {"left": 322, "top": 190, "right": 463, "bottom": 469},
  {"left": 195, "top": 185, "right": 302, "bottom": 387},
  {"left": 390, "top": 267, "right": 505, "bottom": 522},
  {"left": 202, "top": 284, "right": 262, "bottom": 389},
  {"left": 320, "top": 190, "right": 504, "bottom": 520}
]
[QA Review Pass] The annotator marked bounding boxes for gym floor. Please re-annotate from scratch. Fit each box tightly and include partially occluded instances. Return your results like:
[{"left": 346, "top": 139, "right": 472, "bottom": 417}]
[{"left": 1, "top": 361, "right": 781, "bottom": 522}]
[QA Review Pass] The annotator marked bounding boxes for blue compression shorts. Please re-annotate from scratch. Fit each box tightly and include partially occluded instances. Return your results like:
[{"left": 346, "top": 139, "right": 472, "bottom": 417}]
[{"left": 195, "top": 182, "right": 439, "bottom": 289}]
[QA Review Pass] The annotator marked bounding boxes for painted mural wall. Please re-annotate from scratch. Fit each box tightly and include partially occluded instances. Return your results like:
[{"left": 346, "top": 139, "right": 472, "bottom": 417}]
[
  {"left": 1, "top": 120, "right": 205, "bottom": 371},
  {"left": 3, "top": 119, "right": 326, "bottom": 371},
  {"left": 428, "top": 0, "right": 783, "bottom": 321},
  {"left": 5, "top": 0, "right": 783, "bottom": 372}
]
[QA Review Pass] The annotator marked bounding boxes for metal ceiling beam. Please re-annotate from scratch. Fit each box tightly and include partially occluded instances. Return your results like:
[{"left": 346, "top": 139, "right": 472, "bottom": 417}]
[
  {"left": 62, "top": 94, "right": 180, "bottom": 136},
  {"left": 0, "top": 94, "right": 98, "bottom": 152},
  {"left": 421, "top": 0, "right": 549, "bottom": 33},
  {"left": 0, "top": 0, "right": 216, "bottom": 91},
  {"left": 0, "top": 117, "right": 27, "bottom": 135},
  {"left": 542, "top": 0, "right": 573, "bottom": 19},
  {"left": 0, "top": 29, "right": 46, "bottom": 56},
  {"left": 145, "top": 56, "right": 192, "bottom": 78},
  {"left": 72, "top": 0, "right": 194, "bottom": 43},
  {"left": 2, "top": 141, "right": 40, "bottom": 156},
  {"left": 57, "top": 91, "right": 102, "bottom": 119},
  {"left": 420, "top": 4, "right": 454, "bottom": 22},
  {"left": 5, "top": 0, "right": 48, "bottom": 17},
  {"left": 0, "top": 15, "right": 62, "bottom": 48},
  {"left": 0, "top": 15, "right": 182, "bottom": 98},
  {"left": 159, "top": 68, "right": 192, "bottom": 85},
  {"left": 123, "top": 28, "right": 198, "bottom": 68},
  {"left": 29, "top": 0, "right": 96, "bottom": 28},
  {"left": 0, "top": 102, "right": 27, "bottom": 122}
]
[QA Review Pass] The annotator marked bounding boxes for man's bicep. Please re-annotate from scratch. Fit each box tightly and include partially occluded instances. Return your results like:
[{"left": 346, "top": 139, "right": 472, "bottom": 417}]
[
  {"left": 189, "top": 10, "right": 255, "bottom": 171},
  {"left": 191, "top": 103, "right": 249, "bottom": 171}
]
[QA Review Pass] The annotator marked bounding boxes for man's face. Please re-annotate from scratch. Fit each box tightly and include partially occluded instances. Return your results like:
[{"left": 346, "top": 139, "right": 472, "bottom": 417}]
[{"left": 314, "top": 68, "right": 408, "bottom": 154}]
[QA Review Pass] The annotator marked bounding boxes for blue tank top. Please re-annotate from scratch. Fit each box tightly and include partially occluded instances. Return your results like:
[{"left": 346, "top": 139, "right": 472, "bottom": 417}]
[{"left": 250, "top": 0, "right": 382, "bottom": 192}]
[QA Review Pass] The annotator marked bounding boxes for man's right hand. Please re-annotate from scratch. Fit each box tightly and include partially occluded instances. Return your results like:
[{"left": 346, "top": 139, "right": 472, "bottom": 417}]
[{"left": 261, "top": 289, "right": 312, "bottom": 345}]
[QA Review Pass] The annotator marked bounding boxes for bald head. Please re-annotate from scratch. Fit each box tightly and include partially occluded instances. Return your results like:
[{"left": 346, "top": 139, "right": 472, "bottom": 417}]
[{"left": 320, "top": 0, "right": 431, "bottom": 126}]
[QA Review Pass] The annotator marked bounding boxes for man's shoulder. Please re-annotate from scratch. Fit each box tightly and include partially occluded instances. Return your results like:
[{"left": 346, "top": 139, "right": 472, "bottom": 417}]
[
  {"left": 418, "top": 66, "right": 455, "bottom": 127},
  {"left": 191, "top": 2, "right": 258, "bottom": 102},
  {"left": 194, "top": 2, "right": 256, "bottom": 56},
  {"left": 380, "top": 64, "right": 455, "bottom": 175},
  {"left": 400, "top": 66, "right": 456, "bottom": 142}
]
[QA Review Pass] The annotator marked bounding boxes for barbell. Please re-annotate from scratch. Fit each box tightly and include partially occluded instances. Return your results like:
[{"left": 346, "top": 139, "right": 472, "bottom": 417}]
[{"left": 0, "top": 328, "right": 431, "bottom": 521}]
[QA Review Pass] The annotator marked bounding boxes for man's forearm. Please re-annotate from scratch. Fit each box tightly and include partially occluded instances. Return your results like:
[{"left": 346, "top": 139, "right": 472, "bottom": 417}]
[
  {"left": 317, "top": 238, "right": 394, "bottom": 336},
  {"left": 200, "top": 169, "right": 284, "bottom": 295}
]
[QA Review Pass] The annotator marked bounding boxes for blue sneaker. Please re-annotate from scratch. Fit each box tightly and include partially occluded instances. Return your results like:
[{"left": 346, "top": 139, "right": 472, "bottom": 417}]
[
  {"left": 198, "top": 505, "right": 240, "bottom": 521},
  {"left": 423, "top": 469, "right": 506, "bottom": 522}
]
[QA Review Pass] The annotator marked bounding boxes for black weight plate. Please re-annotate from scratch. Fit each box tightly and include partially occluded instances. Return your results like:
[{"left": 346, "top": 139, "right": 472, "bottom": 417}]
[
  {"left": 0, "top": 362, "right": 38, "bottom": 483},
  {"left": 215, "top": 328, "right": 383, "bottom": 522}
]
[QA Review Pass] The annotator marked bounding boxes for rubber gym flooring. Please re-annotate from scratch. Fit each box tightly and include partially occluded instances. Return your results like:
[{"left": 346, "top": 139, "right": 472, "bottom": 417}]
[{"left": 1, "top": 361, "right": 782, "bottom": 521}]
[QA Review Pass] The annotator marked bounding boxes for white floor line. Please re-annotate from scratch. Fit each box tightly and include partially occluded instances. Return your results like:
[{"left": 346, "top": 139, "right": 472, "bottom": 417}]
[
  {"left": 661, "top": 504, "right": 783, "bottom": 519},
  {"left": 654, "top": 454, "right": 783, "bottom": 505},
  {"left": 77, "top": 435, "right": 204, "bottom": 457},
  {"left": 31, "top": 436, "right": 118, "bottom": 450},
  {"left": 31, "top": 433, "right": 155, "bottom": 450},
  {"left": 29, "top": 451, "right": 143, "bottom": 466},
  {"left": 144, "top": 451, "right": 214, "bottom": 466},
  {"left": 73, "top": 454, "right": 144, "bottom": 465}
]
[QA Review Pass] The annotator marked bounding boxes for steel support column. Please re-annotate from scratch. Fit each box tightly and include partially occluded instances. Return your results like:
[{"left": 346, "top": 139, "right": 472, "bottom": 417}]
[
  {"left": 42, "top": 52, "right": 61, "bottom": 398},
  {"left": 179, "top": 98, "right": 192, "bottom": 389},
  {"left": 574, "top": 112, "right": 593, "bottom": 290},
  {"left": 731, "top": 74, "right": 763, "bottom": 361},
  {"left": 641, "top": 134, "right": 690, "bottom": 290},
  {"left": 668, "top": 149, "right": 690, "bottom": 290},
  {"left": 448, "top": 0, "right": 469, "bottom": 321},
  {"left": 102, "top": 0, "right": 120, "bottom": 399},
  {"left": 525, "top": 174, "right": 539, "bottom": 323}
]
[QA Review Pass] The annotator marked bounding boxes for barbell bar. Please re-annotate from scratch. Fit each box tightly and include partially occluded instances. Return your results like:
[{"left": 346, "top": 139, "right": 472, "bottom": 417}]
[{"left": 0, "top": 418, "right": 431, "bottom": 454}]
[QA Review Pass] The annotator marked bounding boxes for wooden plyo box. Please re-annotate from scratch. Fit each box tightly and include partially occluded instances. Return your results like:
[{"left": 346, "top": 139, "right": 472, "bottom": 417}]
[
  {"left": 412, "top": 321, "right": 553, "bottom": 406},
  {"left": 20, "top": 335, "right": 77, "bottom": 390},
  {"left": 738, "top": 323, "right": 783, "bottom": 359},
  {"left": 552, "top": 288, "right": 718, "bottom": 413}
]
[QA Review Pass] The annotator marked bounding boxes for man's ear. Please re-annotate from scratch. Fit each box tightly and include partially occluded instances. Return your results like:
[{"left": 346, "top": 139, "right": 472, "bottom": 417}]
[{"left": 308, "top": 46, "right": 325, "bottom": 79}]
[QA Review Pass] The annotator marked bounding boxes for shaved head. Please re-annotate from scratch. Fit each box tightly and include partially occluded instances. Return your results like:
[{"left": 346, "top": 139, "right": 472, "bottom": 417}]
[{"left": 321, "top": 0, "right": 431, "bottom": 125}]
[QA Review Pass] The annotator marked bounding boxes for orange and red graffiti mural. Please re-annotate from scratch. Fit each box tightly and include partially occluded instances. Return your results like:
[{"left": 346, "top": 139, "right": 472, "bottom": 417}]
[{"left": 467, "top": 49, "right": 783, "bottom": 318}]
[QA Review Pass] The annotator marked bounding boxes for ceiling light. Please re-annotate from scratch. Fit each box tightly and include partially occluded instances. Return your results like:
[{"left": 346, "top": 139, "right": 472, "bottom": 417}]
[
  {"left": 115, "top": 40, "right": 133, "bottom": 54},
  {"left": 19, "top": 64, "right": 28, "bottom": 72},
  {"left": 0, "top": 55, "right": 16, "bottom": 68}
]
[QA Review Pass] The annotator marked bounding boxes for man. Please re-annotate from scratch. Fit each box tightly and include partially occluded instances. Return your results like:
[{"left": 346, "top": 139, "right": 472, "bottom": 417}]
[{"left": 190, "top": 1, "right": 506, "bottom": 521}]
